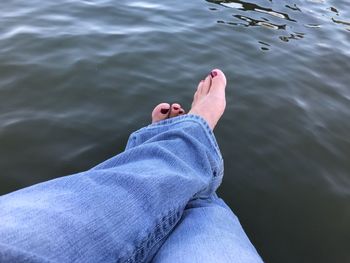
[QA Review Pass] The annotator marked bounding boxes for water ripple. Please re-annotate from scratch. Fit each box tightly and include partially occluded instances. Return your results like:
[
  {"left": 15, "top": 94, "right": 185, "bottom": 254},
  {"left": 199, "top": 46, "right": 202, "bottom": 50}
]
[
  {"left": 208, "top": 0, "right": 296, "bottom": 21},
  {"left": 206, "top": 0, "right": 350, "bottom": 50},
  {"left": 0, "top": 1, "right": 350, "bottom": 262}
]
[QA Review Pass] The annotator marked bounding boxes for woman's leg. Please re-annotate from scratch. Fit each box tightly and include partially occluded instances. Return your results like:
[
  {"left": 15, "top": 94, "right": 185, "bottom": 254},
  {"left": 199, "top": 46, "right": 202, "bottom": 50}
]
[
  {"left": 152, "top": 195, "right": 264, "bottom": 263},
  {"left": 0, "top": 69, "right": 229, "bottom": 263}
]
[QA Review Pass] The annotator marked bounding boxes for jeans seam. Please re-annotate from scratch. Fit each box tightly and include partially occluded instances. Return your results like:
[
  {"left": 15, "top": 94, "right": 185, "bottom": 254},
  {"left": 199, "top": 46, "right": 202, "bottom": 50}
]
[{"left": 123, "top": 203, "right": 186, "bottom": 263}]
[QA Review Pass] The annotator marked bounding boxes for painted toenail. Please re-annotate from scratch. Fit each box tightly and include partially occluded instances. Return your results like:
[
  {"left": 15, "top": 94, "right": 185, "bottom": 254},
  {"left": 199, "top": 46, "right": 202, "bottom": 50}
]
[
  {"left": 160, "top": 108, "right": 170, "bottom": 114},
  {"left": 179, "top": 110, "right": 184, "bottom": 114},
  {"left": 173, "top": 106, "right": 179, "bottom": 110},
  {"left": 210, "top": 71, "right": 218, "bottom": 78}
]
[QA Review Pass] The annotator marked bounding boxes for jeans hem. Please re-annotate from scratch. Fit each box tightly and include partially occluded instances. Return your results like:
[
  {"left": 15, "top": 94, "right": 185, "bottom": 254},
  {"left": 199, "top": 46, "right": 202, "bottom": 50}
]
[{"left": 133, "top": 114, "right": 223, "bottom": 166}]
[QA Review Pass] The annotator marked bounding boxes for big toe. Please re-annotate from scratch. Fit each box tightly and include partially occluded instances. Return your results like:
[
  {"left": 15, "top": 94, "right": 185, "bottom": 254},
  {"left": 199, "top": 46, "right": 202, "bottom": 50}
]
[
  {"left": 152, "top": 103, "right": 171, "bottom": 123},
  {"left": 209, "top": 69, "right": 227, "bottom": 96}
]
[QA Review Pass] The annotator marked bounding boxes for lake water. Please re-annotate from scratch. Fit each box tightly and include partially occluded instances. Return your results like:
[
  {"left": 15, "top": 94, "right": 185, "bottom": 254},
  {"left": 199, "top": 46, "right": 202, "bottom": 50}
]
[{"left": 0, "top": 0, "right": 349, "bottom": 262}]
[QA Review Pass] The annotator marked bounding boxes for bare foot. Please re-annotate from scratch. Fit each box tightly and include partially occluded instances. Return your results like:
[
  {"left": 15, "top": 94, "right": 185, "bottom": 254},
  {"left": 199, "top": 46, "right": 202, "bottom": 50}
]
[
  {"left": 189, "top": 69, "right": 227, "bottom": 130},
  {"left": 151, "top": 103, "right": 185, "bottom": 123},
  {"left": 151, "top": 69, "right": 226, "bottom": 128}
]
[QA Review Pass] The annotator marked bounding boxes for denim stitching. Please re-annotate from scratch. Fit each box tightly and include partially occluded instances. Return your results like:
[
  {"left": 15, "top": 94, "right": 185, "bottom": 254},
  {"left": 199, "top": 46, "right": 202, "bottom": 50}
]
[
  {"left": 123, "top": 208, "right": 182, "bottom": 263},
  {"left": 120, "top": 115, "right": 224, "bottom": 262},
  {"left": 122, "top": 204, "right": 185, "bottom": 263},
  {"left": 129, "top": 114, "right": 224, "bottom": 195},
  {"left": 146, "top": 115, "right": 218, "bottom": 149},
  {"left": 132, "top": 114, "right": 222, "bottom": 166}
]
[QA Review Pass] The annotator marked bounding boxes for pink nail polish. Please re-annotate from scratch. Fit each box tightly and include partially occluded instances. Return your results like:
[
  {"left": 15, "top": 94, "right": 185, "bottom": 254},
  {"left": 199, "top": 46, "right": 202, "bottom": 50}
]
[
  {"left": 210, "top": 71, "right": 218, "bottom": 78},
  {"left": 160, "top": 108, "right": 169, "bottom": 114}
]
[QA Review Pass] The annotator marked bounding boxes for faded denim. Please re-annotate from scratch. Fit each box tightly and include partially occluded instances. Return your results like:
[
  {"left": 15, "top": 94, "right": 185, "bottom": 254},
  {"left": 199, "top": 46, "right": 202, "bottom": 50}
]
[{"left": 0, "top": 114, "right": 263, "bottom": 263}]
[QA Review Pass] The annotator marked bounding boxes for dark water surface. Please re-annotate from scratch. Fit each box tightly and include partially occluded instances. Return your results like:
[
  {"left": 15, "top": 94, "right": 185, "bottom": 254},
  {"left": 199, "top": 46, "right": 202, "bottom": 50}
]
[{"left": 1, "top": 0, "right": 350, "bottom": 262}]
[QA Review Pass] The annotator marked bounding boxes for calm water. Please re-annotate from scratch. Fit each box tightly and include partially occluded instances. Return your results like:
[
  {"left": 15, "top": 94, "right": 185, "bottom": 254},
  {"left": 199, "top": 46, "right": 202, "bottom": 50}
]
[{"left": 1, "top": 0, "right": 349, "bottom": 262}]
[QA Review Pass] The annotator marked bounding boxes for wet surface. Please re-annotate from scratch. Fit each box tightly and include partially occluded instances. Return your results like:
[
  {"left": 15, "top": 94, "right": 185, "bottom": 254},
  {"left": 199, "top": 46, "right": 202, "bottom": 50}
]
[
  {"left": 0, "top": 0, "right": 350, "bottom": 262},
  {"left": 208, "top": 0, "right": 350, "bottom": 50}
]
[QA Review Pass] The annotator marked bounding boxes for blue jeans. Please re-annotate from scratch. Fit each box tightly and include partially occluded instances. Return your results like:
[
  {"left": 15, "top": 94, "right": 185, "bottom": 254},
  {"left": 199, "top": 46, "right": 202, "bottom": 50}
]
[{"left": 0, "top": 115, "right": 263, "bottom": 263}]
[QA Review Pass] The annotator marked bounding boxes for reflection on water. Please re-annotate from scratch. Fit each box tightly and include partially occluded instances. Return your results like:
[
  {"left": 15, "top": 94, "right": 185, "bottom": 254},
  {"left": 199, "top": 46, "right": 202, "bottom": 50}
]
[
  {"left": 332, "top": 17, "right": 350, "bottom": 26},
  {"left": 285, "top": 4, "right": 301, "bottom": 12},
  {"left": 279, "top": 32, "right": 304, "bottom": 42},
  {"left": 225, "top": 15, "right": 286, "bottom": 30},
  {"left": 207, "top": 0, "right": 350, "bottom": 50},
  {"left": 217, "top": 0, "right": 296, "bottom": 21}
]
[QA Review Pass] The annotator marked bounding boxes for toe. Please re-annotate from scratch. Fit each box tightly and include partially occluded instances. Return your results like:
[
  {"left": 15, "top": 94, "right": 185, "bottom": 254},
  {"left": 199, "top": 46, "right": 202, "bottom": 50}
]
[
  {"left": 196, "top": 79, "right": 204, "bottom": 93},
  {"left": 169, "top": 103, "right": 182, "bottom": 117},
  {"left": 208, "top": 69, "right": 227, "bottom": 96},
  {"left": 152, "top": 103, "right": 171, "bottom": 123},
  {"left": 201, "top": 74, "right": 212, "bottom": 94},
  {"left": 179, "top": 108, "right": 186, "bottom": 115},
  {"left": 192, "top": 91, "right": 199, "bottom": 108}
]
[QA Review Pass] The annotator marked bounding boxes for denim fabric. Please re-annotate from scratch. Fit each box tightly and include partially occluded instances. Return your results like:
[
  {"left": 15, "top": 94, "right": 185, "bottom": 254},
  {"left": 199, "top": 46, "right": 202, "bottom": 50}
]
[
  {"left": 153, "top": 194, "right": 263, "bottom": 263},
  {"left": 0, "top": 114, "right": 262, "bottom": 263}
]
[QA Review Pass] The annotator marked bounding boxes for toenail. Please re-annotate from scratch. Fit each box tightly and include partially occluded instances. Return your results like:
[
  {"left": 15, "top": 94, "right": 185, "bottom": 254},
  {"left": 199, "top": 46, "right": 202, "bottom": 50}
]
[
  {"left": 179, "top": 110, "right": 184, "bottom": 114},
  {"left": 173, "top": 106, "right": 179, "bottom": 110},
  {"left": 160, "top": 108, "right": 170, "bottom": 114},
  {"left": 210, "top": 71, "right": 218, "bottom": 78}
]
